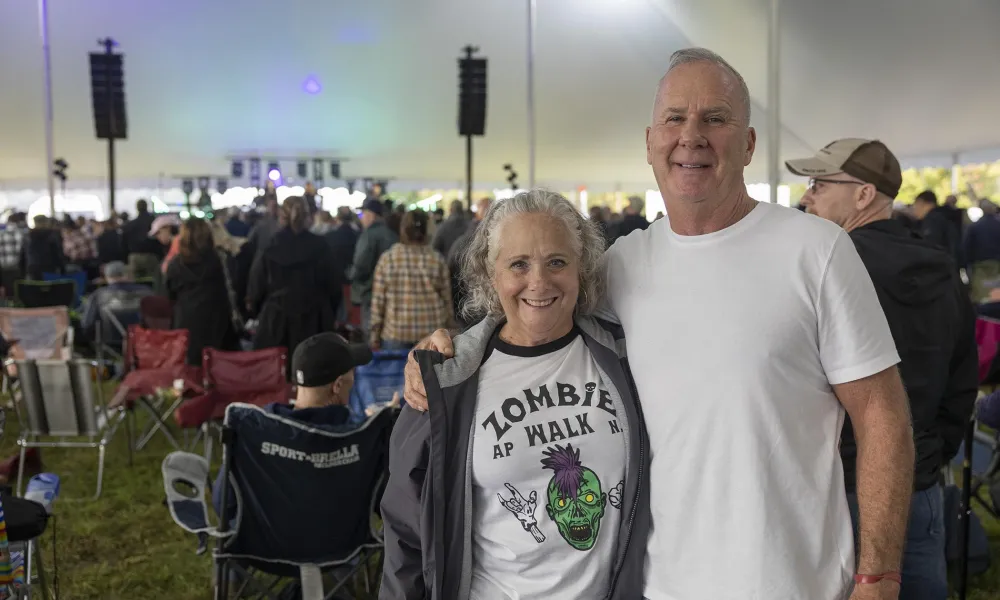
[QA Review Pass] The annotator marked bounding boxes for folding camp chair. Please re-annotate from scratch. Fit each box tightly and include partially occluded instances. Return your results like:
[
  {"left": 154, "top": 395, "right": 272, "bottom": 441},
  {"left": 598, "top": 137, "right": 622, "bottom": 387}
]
[
  {"left": 163, "top": 403, "right": 393, "bottom": 600},
  {"left": 0, "top": 491, "right": 54, "bottom": 599},
  {"left": 114, "top": 326, "right": 201, "bottom": 451},
  {"left": 96, "top": 305, "right": 142, "bottom": 365},
  {"left": 42, "top": 271, "right": 87, "bottom": 308},
  {"left": 348, "top": 349, "right": 408, "bottom": 424},
  {"left": 139, "top": 296, "right": 172, "bottom": 330},
  {"left": 8, "top": 358, "right": 129, "bottom": 498},
  {"left": 174, "top": 347, "right": 291, "bottom": 462},
  {"left": 14, "top": 281, "right": 75, "bottom": 310},
  {"left": 0, "top": 307, "right": 72, "bottom": 362}
]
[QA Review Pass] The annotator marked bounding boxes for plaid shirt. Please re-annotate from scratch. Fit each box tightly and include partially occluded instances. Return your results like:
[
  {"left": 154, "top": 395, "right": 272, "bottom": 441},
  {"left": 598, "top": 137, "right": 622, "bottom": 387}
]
[
  {"left": 63, "top": 229, "right": 96, "bottom": 263},
  {"left": 370, "top": 243, "right": 453, "bottom": 345},
  {"left": 0, "top": 227, "right": 24, "bottom": 269}
]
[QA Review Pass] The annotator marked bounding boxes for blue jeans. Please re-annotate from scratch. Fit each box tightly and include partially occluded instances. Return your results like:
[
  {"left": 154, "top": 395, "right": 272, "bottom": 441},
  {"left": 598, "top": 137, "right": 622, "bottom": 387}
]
[{"left": 846, "top": 484, "right": 948, "bottom": 600}]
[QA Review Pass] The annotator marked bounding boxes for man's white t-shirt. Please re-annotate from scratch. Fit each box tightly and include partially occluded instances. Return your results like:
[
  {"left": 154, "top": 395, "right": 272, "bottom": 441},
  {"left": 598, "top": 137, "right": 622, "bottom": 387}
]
[
  {"left": 606, "top": 202, "right": 899, "bottom": 600},
  {"left": 470, "top": 328, "right": 627, "bottom": 600}
]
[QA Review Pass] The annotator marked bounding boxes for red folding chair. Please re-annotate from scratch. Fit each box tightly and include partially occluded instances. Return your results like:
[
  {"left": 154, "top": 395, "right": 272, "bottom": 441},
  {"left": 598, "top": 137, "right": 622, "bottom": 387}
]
[
  {"left": 174, "top": 346, "right": 292, "bottom": 461},
  {"left": 139, "top": 295, "right": 173, "bottom": 330},
  {"left": 114, "top": 326, "right": 202, "bottom": 450}
]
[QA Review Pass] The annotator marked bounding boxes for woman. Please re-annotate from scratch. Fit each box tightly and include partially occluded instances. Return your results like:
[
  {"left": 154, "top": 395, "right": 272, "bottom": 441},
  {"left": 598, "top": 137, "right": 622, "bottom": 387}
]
[
  {"left": 165, "top": 218, "right": 239, "bottom": 365},
  {"left": 380, "top": 190, "right": 649, "bottom": 599},
  {"left": 166, "top": 217, "right": 240, "bottom": 366},
  {"left": 247, "top": 196, "right": 340, "bottom": 378},
  {"left": 369, "top": 209, "right": 453, "bottom": 351}
]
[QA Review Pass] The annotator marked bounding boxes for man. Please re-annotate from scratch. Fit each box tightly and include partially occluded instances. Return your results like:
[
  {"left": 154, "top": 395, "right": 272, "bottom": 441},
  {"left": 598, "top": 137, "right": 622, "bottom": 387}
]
[
  {"left": 610, "top": 195, "right": 650, "bottom": 242},
  {"left": 912, "top": 190, "right": 961, "bottom": 265},
  {"left": 0, "top": 213, "right": 27, "bottom": 295},
  {"left": 303, "top": 181, "right": 320, "bottom": 217},
  {"left": 325, "top": 207, "right": 362, "bottom": 324},
  {"left": 963, "top": 198, "right": 1000, "bottom": 303},
  {"left": 224, "top": 207, "right": 251, "bottom": 238},
  {"left": 789, "top": 138, "right": 977, "bottom": 600},
  {"left": 350, "top": 199, "right": 398, "bottom": 331},
  {"left": 431, "top": 199, "right": 469, "bottom": 257},
  {"left": 248, "top": 196, "right": 281, "bottom": 259},
  {"left": 80, "top": 260, "right": 153, "bottom": 335},
  {"left": 213, "top": 331, "right": 374, "bottom": 515},
  {"left": 402, "top": 48, "right": 913, "bottom": 600},
  {"left": 121, "top": 199, "right": 160, "bottom": 279},
  {"left": 446, "top": 196, "right": 492, "bottom": 327}
]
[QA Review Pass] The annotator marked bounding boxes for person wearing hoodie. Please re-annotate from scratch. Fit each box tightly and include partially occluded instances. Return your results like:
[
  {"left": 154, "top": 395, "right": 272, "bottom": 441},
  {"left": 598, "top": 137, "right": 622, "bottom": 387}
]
[
  {"left": 789, "top": 139, "right": 977, "bottom": 600},
  {"left": 166, "top": 217, "right": 240, "bottom": 366},
  {"left": 21, "top": 215, "right": 66, "bottom": 280},
  {"left": 912, "top": 190, "right": 962, "bottom": 267},
  {"left": 247, "top": 196, "right": 340, "bottom": 379}
]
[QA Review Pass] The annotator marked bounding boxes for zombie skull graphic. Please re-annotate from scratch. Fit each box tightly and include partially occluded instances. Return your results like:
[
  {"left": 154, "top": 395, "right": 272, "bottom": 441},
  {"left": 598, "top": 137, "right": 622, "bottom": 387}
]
[{"left": 540, "top": 444, "right": 607, "bottom": 551}]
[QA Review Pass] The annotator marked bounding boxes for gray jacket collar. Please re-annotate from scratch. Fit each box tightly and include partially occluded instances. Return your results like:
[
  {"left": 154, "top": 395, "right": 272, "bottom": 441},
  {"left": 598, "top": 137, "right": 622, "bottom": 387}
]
[{"left": 433, "top": 314, "right": 624, "bottom": 388}]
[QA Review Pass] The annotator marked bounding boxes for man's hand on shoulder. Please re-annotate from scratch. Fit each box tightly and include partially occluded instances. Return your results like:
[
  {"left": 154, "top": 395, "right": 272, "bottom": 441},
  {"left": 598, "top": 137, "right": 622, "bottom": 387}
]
[{"left": 403, "top": 329, "right": 455, "bottom": 412}]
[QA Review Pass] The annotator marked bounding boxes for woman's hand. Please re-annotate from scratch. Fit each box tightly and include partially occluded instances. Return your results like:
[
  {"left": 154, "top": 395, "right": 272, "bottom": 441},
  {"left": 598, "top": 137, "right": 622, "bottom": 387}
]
[{"left": 403, "top": 329, "right": 455, "bottom": 411}]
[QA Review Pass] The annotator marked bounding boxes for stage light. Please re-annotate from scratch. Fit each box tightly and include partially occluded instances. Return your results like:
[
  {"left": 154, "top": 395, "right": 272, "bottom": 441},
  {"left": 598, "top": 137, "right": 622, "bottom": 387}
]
[
  {"left": 302, "top": 76, "right": 322, "bottom": 95},
  {"left": 268, "top": 169, "right": 281, "bottom": 182}
]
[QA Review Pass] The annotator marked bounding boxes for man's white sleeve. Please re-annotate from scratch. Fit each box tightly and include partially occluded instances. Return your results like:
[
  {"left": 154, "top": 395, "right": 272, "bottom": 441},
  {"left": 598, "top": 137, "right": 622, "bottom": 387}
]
[{"left": 817, "top": 231, "right": 900, "bottom": 385}]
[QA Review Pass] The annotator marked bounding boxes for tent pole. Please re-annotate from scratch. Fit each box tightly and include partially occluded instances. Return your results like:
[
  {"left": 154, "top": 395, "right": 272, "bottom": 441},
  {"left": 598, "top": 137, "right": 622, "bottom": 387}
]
[
  {"left": 767, "top": 0, "right": 781, "bottom": 204},
  {"left": 527, "top": 0, "right": 537, "bottom": 189},
  {"left": 38, "top": 0, "right": 56, "bottom": 217},
  {"left": 951, "top": 152, "right": 961, "bottom": 193}
]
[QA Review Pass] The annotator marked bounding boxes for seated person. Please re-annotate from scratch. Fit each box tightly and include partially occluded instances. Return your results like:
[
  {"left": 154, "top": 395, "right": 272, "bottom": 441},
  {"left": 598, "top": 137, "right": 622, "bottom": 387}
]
[
  {"left": 80, "top": 261, "right": 153, "bottom": 335},
  {"left": 212, "top": 331, "right": 374, "bottom": 515}
]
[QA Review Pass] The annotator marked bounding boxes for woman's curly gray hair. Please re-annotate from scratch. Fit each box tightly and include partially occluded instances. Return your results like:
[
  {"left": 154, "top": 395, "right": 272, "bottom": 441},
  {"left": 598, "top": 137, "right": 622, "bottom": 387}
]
[{"left": 460, "top": 189, "right": 606, "bottom": 321}]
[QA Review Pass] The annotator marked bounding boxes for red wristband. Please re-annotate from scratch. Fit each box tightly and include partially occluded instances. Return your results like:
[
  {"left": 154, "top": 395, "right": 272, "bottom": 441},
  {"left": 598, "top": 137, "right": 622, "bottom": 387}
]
[{"left": 854, "top": 572, "right": 902, "bottom": 585}]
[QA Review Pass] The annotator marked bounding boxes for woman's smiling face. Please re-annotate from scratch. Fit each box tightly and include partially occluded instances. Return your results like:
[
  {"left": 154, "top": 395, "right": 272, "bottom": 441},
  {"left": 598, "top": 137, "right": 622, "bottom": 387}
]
[{"left": 493, "top": 213, "right": 579, "bottom": 345}]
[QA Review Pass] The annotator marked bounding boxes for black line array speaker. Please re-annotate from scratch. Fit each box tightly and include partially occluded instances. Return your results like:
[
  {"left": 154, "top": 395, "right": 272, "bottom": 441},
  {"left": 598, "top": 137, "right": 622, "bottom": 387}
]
[
  {"left": 458, "top": 57, "right": 487, "bottom": 136},
  {"left": 89, "top": 52, "right": 127, "bottom": 140}
]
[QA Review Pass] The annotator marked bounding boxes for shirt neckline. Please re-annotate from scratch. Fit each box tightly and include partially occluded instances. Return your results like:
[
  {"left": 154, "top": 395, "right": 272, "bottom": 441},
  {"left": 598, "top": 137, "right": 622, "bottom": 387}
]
[
  {"left": 486, "top": 323, "right": 580, "bottom": 359},
  {"left": 666, "top": 201, "right": 769, "bottom": 245}
]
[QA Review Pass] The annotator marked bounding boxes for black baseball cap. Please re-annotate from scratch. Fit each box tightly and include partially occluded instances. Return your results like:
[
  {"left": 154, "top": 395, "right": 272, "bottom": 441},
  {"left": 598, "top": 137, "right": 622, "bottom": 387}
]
[
  {"left": 361, "top": 199, "right": 384, "bottom": 216},
  {"left": 292, "top": 332, "right": 372, "bottom": 387}
]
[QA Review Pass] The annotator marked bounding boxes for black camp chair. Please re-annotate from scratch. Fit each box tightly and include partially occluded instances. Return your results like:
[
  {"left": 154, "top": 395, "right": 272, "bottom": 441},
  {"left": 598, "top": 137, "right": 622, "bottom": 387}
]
[
  {"left": 14, "top": 281, "right": 75, "bottom": 310},
  {"left": 162, "top": 402, "right": 393, "bottom": 600}
]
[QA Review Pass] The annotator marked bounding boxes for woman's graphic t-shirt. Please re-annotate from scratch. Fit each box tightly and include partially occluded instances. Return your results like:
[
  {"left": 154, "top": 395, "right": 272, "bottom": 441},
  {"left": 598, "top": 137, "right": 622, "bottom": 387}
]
[{"left": 469, "top": 327, "right": 627, "bottom": 600}]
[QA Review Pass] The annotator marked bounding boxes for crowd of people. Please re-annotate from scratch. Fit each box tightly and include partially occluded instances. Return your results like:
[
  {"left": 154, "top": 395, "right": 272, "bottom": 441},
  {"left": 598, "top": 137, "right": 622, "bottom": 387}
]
[{"left": 1, "top": 43, "right": 996, "bottom": 600}]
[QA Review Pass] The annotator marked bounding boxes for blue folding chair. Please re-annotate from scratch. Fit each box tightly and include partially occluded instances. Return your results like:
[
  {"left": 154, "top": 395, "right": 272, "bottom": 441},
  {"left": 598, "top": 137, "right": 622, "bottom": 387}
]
[
  {"left": 348, "top": 350, "right": 407, "bottom": 424},
  {"left": 42, "top": 272, "right": 87, "bottom": 308}
]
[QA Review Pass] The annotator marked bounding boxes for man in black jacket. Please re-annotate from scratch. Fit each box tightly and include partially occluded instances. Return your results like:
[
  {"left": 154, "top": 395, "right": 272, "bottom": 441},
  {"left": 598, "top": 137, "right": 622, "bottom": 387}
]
[
  {"left": 120, "top": 199, "right": 161, "bottom": 279},
  {"left": 788, "top": 139, "right": 977, "bottom": 600},
  {"left": 912, "top": 190, "right": 962, "bottom": 267}
]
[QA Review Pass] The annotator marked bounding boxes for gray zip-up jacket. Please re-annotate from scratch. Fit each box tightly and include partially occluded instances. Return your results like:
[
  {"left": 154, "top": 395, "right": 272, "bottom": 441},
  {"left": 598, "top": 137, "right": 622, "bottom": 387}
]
[{"left": 380, "top": 315, "right": 650, "bottom": 600}]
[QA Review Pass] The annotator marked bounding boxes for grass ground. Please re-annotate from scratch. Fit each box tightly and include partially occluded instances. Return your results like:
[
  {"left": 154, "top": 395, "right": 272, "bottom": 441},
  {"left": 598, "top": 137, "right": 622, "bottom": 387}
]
[{"left": 1, "top": 401, "right": 999, "bottom": 599}]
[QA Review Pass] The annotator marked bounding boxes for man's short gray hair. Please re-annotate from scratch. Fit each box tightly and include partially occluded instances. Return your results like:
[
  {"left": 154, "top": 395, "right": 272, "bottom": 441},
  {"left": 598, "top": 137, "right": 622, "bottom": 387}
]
[
  {"left": 461, "top": 189, "right": 606, "bottom": 321},
  {"left": 663, "top": 47, "right": 752, "bottom": 125}
]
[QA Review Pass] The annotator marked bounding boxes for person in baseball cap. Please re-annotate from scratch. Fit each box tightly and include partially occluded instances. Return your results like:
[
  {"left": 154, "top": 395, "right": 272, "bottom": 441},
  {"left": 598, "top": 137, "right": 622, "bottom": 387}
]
[
  {"left": 282, "top": 332, "right": 374, "bottom": 425},
  {"left": 786, "top": 138, "right": 902, "bottom": 230},
  {"left": 788, "top": 139, "right": 976, "bottom": 600}
]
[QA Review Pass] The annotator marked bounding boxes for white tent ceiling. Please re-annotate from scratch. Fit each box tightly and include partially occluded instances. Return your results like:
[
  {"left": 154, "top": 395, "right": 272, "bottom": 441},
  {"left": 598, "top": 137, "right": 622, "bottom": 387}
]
[{"left": 1, "top": 0, "right": 998, "bottom": 191}]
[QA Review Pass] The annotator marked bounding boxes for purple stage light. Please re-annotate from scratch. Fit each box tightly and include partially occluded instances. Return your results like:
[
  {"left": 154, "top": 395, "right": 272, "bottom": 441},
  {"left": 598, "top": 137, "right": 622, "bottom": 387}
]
[
  {"left": 302, "top": 76, "right": 322, "bottom": 94},
  {"left": 268, "top": 169, "right": 281, "bottom": 181}
]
